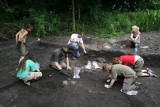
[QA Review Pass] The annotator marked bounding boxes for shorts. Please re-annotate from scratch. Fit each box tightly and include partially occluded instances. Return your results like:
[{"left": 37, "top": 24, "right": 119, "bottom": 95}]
[
  {"left": 134, "top": 57, "right": 144, "bottom": 72},
  {"left": 22, "top": 72, "right": 42, "bottom": 81}
]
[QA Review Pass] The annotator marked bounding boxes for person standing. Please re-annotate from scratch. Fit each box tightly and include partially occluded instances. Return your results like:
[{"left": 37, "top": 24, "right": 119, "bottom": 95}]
[
  {"left": 67, "top": 32, "right": 87, "bottom": 58},
  {"left": 15, "top": 24, "right": 33, "bottom": 56}
]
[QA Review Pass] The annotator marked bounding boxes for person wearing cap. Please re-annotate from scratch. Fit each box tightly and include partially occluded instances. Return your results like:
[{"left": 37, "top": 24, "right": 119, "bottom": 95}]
[
  {"left": 112, "top": 55, "right": 157, "bottom": 77},
  {"left": 67, "top": 32, "right": 87, "bottom": 59},
  {"left": 102, "top": 64, "right": 138, "bottom": 93},
  {"left": 49, "top": 47, "right": 71, "bottom": 76}
]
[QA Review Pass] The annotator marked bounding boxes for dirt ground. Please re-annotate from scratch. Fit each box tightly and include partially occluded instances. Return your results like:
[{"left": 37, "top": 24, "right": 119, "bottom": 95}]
[{"left": 0, "top": 31, "right": 160, "bottom": 107}]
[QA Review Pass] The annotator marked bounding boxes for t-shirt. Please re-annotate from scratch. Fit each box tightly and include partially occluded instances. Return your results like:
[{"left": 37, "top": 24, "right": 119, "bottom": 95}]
[
  {"left": 50, "top": 49, "right": 68, "bottom": 62},
  {"left": 119, "top": 55, "right": 135, "bottom": 66},
  {"left": 111, "top": 64, "right": 136, "bottom": 79},
  {"left": 68, "top": 34, "right": 83, "bottom": 44},
  {"left": 17, "top": 59, "right": 38, "bottom": 78}
]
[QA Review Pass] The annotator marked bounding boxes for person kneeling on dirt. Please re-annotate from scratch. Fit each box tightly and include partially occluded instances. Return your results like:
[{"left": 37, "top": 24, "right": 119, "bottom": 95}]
[
  {"left": 49, "top": 47, "right": 71, "bottom": 76},
  {"left": 112, "top": 55, "right": 157, "bottom": 77},
  {"left": 67, "top": 32, "right": 87, "bottom": 59},
  {"left": 130, "top": 25, "right": 140, "bottom": 51},
  {"left": 16, "top": 53, "right": 42, "bottom": 86},
  {"left": 102, "top": 64, "right": 139, "bottom": 93}
]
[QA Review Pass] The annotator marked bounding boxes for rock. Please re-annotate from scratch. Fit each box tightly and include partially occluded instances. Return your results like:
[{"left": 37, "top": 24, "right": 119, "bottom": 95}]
[{"left": 96, "top": 57, "right": 107, "bottom": 63}]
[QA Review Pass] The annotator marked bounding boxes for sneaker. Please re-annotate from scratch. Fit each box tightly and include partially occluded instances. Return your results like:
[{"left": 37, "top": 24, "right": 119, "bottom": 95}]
[
  {"left": 120, "top": 89, "right": 138, "bottom": 96},
  {"left": 148, "top": 72, "right": 157, "bottom": 78},
  {"left": 24, "top": 81, "right": 30, "bottom": 86},
  {"left": 150, "top": 73, "right": 157, "bottom": 78}
]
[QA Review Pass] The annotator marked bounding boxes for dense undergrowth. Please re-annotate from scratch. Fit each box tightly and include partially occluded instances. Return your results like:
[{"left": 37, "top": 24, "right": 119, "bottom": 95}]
[{"left": 0, "top": 10, "right": 160, "bottom": 41}]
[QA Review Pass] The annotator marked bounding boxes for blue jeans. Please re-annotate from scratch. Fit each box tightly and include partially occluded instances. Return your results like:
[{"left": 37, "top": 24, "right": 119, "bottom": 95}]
[{"left": 67, "top": 43, "right": 80, "bottom": 58}]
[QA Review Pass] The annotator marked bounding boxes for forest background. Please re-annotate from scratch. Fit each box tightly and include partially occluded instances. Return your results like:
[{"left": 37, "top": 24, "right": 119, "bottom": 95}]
[{"left": 0, "top": 0, "right": 160, "bottom": 40}]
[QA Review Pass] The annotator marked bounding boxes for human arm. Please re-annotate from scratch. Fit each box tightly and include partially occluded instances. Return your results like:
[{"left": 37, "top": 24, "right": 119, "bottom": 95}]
[
  {"left": 15, "top": 31, "right": 21, "bottom": 44},
  {"left": 54, "top": 62, "right": 62, "bottom": 70},
  {"left": 78, "top": 38, "right": 86, "bottom": 54},
  {"left": 78, "top": 43, "right": 86, "bottom": 54},
  {"left": 107, "top": 70, "right": 117, "bottom": 88},
  {"left": 108, "top": 79, "right": 116, "bottom": 88},
  {"left": 130, "top": 32, "right": 135, "bottom": 41},
  {"left": 104, "top": 79, "right": 116, "bottom": 89},
  {"left": 66, "top": 57, "right": 71, "bottom": 70},
  {"left": 20, "top": 31, "right": 28, "bottom": 48},
  {"left": 134, "top": 33, "right": 140, "bottom": 41},
  {"left": 81, "top": 43, "right": 86, "bottom": 53},
  {"left": 36, "top": 68, "right": 40, "bottom": 72}
]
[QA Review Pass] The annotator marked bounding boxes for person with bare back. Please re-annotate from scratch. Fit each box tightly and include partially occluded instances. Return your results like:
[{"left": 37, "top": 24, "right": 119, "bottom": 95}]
[{"left": 15, "top": 24, "right": 33, "bottom": 56}]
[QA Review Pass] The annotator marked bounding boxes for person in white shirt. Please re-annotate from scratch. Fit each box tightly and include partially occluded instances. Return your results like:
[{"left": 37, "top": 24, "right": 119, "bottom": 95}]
[{"left": 67, "top": 32, "right": 86, "bottom": 58}]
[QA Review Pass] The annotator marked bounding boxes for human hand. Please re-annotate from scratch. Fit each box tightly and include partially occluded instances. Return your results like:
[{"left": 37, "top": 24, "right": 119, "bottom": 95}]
[
  {"left": 67, "top": 66, "right": 72, "bottom": 70},
  {"left": 83, "top": 49, "right": 87, "bottom": 54}
]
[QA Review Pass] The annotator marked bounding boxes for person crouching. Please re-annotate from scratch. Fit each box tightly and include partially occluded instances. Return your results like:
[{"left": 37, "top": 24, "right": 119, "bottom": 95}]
[
  {"left": 49, "top": 47, "right": 71, "bottom": 76},
  {"left": 16, "top": 53, "right": 42, "bottom": 85},
  {"left": 102, "top": 64, "right": 138, "bottom": 93}
]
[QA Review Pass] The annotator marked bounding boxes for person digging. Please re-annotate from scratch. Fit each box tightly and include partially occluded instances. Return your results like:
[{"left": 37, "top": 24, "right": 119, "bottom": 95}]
[
  {"left": 49, "top": 47, "right": 71, "bottom": 76},
  {"left": 102, "top": 63, "right": 140, "bottom": 94}
]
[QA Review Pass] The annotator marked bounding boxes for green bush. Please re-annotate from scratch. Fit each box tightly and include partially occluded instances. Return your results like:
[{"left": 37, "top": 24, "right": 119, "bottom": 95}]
[
  {"left": 1, "top": 9, "right": 160, "bottom": 39},
  {"left": 29, "top": 9, "right": 61, "bottom": 37},
  {"left": 77, "top": 10, "right": 160, "bottom": 38}
]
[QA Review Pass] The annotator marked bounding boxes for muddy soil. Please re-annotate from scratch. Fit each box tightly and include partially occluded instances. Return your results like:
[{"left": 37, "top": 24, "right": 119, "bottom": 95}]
[{"left": 0, "top": 31, "right": 160, "bottom": 107}]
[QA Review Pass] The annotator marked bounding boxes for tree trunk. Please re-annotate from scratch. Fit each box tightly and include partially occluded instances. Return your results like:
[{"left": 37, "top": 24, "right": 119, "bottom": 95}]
[
  {"left": 77, "top": 0, "right": 80, "bottom": 21},
  {"left": 72, "top": 0, "right": 76, "bottom": 31}
]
